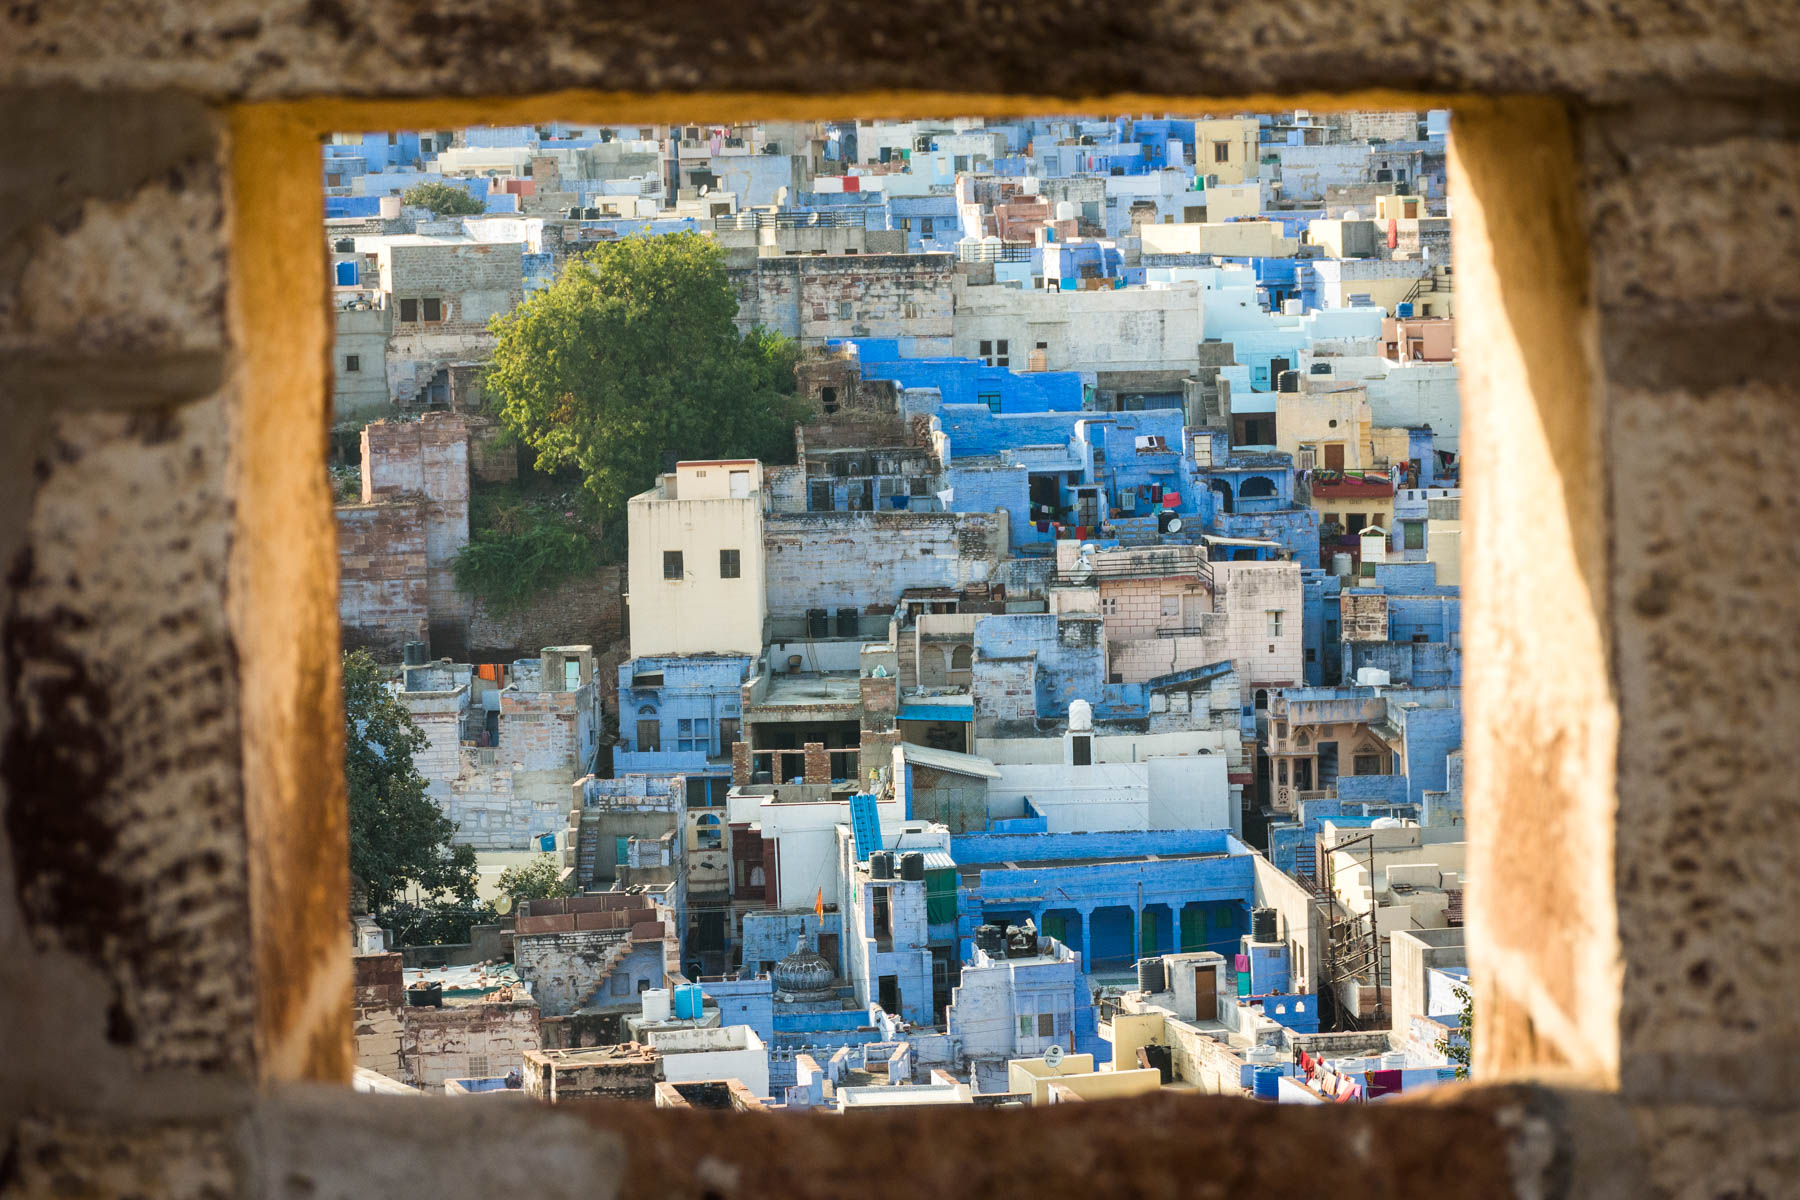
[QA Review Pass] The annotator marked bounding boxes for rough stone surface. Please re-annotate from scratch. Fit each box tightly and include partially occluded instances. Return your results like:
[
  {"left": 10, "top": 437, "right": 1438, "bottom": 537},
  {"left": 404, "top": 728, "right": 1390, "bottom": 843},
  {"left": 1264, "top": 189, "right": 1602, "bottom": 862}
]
[
  {"left": 1629, "top": 1104, "right": 1800, "bottom": 1200},
  {"left": 3, "top": 1114, "right": 238, "bottom": 1199},
  {"left": 2, "top": 2, "right": 1799, "bottom": 101},
  {"left": 1607, "top": 378, "right": 1800, "bottom": 1106},
  {"left": 251, "top": 1087, "right": 625, "bottom": 1200},
  {"left": 2, "top": 396, "right": 255, "bottom": 1076},
  {"left": 1581, "top": 99, "right": 1800, "bottom": 315}
]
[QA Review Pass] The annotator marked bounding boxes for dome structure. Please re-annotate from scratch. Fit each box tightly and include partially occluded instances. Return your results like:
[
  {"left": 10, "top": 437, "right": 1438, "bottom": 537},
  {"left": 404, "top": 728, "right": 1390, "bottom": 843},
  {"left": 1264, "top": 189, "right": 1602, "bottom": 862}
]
[{"left": 772, "top": 938, "right": 838, "bottom": 1002}]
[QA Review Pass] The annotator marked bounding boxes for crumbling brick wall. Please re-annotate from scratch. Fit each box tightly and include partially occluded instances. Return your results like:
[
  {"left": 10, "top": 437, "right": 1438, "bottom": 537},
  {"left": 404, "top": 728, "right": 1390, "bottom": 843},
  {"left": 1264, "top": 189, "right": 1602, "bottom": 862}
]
[{"left": 468, "top": 564, "right": 625, "bottom": 661}]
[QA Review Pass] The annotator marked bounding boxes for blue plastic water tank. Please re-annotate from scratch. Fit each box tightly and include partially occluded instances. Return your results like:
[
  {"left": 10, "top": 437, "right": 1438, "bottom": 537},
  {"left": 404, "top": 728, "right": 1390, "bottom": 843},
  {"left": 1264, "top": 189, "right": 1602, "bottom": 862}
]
[
  {"left": 1252, "top": 1065, "right": 1281, "bottom": 1100},
  {"left": 673, "top": 983, "right": 703, "bottom": 1020}
]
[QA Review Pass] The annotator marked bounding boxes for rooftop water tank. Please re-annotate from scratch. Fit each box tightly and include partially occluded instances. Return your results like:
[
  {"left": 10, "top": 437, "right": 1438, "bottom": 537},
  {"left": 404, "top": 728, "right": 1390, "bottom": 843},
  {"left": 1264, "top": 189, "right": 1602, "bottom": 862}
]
[
  {"left": 641, "top": 987, "right": 672, "bottom": 1022},
  {"left": 672, "top": 983, "right": 704, "bottom": 1020},
  {"left": 1136, "top": 957, "right": 1167, "bottom": 994},
  {"left": 899, "top": 851, "right": 925, "bottom": 881},
  {"left": 1068, "top": 698, "right": 1093, "bottom": 733}
]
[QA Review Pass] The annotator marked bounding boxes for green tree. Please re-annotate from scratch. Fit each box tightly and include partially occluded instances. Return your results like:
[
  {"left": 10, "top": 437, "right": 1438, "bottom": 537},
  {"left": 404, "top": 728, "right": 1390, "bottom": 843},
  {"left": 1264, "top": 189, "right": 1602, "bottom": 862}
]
[
  {"left": 401, "top": 181, "right": 486, "bottom": 216},
  {"left": 1434, "top": 982, "right": 1474, "bottom": 1079},
  {"left": 484, "top": 232, "right": 806, "bottom": 523},
  {"left": 342, "top": 649, "right": 482, "bottom": 935},
  {"left": 496, "top": 854, "right": 574, "bottom": 904}
]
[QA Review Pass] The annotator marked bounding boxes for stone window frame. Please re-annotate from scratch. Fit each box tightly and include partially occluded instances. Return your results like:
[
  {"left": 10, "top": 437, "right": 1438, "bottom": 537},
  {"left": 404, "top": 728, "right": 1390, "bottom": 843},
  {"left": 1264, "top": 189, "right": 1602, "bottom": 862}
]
[{"left": 200, "top": 89, "right": 1648, "bottom": 1190}]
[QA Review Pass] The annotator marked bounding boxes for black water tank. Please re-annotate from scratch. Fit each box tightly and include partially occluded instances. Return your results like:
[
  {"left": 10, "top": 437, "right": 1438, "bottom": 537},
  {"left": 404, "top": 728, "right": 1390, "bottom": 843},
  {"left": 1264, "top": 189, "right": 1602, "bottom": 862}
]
[
  {"left": 836, "top": 607, "right": 859, "bottom": 638},
  {"left": 750, "top": 770, "right": 774, "bottom": 786},
  {"left": 1278, "top": 370, "right": 1301, "bottom": 393},
  {"left": 1136, "top": 957, "right": 1167, "bottom": 993},
  {"left": 870, "top": 851, "right": 895, "bottom": 879},
  {"left": 807, "top": 608, "right": 829, "bottom": 638},
  {"left": 975, "top": 924, "right": 1006, "bottom": 957},
  {"left": 899, "top": 851, "right": 925, "bottom": 881},
  {"left": 1253, "top": 907, "right": 1278, "bottom": 943},
  {"left": 402, "top": 640, "right": 428, "bottom": 666},
  {"left": 1005, "top": 922, "right": 1039, "bottom": 958}
]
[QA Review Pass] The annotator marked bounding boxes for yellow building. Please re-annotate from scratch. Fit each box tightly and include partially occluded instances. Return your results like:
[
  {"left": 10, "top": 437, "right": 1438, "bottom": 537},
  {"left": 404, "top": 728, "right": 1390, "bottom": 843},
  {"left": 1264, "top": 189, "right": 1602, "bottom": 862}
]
[
  {"left": 1193, "top": 117, "right": 1262, "bottom": 184},
  {"left": 1274, "top": 383, "right": 1373, "bottom": 472},
  {"left": 626, "top": 459, "right": 767, "bottom": 656},
  {"left": 1139, "top": 219, "right": 1298, "bottom": 258}
]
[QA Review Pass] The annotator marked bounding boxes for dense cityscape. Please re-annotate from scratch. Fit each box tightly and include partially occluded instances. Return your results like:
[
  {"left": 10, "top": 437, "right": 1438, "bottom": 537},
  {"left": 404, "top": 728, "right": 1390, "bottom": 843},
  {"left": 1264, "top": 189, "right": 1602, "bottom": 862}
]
[{"left": 332, "top": 112, "right": 1470, "bottom": 1109}]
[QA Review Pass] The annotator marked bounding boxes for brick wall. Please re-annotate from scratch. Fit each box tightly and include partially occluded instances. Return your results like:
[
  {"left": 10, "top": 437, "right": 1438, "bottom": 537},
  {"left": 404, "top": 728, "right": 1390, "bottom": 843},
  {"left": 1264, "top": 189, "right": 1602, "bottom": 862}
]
[
  {"left": 732, "top": 254, "right": 955, "bottom": 352},
  {"left": 763, "top": 511, "right": 1006, "bottom": 623},
  {"left": 336, "top": 501, "right": 430, "bottom": 657},
  {"left": 357, "top": 413, "right": 474, "bottom": 657},
  {"left": 1342, "top": 592, "right": 1390, "bottom": 642},
  {"left": 468, "top": 564, "right": 625, "bottom": 660}
]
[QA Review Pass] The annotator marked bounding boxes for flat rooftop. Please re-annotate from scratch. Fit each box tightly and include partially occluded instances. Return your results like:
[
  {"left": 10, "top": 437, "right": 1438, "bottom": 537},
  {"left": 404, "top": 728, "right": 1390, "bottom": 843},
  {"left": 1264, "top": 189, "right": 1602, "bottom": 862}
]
[{"left": 758, "top": 672, "right": 863, "bottom": 707}]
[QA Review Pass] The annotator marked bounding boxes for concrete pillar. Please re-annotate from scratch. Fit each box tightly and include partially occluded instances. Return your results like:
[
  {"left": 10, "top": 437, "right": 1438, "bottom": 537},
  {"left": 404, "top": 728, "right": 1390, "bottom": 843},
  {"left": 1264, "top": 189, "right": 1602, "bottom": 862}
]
[
  {"left": 1076, "top": 907, "right": 1095, "bottom": 973},
  {"left": 731, "top": 740, "right": 752, "bottom": 785}
]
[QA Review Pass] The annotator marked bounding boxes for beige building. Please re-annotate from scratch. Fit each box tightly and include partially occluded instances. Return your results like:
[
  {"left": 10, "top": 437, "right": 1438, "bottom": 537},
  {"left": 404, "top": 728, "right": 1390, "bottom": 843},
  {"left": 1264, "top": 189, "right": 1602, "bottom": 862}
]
[
  {"left": 1193, "top": 117, "right": 1262, "bottom": 184},
  {"left": 1139, "top": 220, "right": 1298, "bottom": 258},
  {"left": 1274, "top": 381, "right": 1374, "bottom": 471},
  {"left": 627, "top": 460, "right": 768, "bottom": 657}
]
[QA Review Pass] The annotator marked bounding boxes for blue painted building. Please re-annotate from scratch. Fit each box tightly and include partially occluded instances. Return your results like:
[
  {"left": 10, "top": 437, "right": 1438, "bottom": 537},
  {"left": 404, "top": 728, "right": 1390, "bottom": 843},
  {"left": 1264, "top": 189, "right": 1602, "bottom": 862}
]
[
  {"left": 838, "top": 339, "right": 1087, "bottom": 414},
  {"left": 614, "top": 654, "right": 754, "bottom": 797},
  {"left": 948, "top": 829, "right": 1259, "bottom": 976}
]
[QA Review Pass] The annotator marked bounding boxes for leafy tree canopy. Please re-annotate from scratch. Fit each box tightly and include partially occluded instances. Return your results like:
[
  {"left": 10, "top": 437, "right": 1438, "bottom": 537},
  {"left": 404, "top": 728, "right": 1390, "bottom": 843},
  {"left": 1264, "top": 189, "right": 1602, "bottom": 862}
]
[
  {"left": 401, "top": 181, "right": 486, "bottom": 216},
  {"left": 485, "top": 232, "right": 805, "bottom": 522},
  {"left": 343, "top": 649, "right": 481, "bottom": 922},
  {"left": 496, "top": 854, "right": 575, "bottom": 904}
]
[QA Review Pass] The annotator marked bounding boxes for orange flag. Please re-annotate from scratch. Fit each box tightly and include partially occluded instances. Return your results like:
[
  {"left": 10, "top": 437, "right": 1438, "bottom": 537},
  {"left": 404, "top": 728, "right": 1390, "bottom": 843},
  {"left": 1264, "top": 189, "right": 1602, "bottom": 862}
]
[{"left": 815, "top": 887, "right": 825, "bottom": 918}]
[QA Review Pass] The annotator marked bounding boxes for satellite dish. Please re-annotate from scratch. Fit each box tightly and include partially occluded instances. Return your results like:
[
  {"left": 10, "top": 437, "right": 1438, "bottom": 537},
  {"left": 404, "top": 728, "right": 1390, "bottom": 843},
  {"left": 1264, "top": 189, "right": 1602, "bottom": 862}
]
[
  {"left": 698, "top": 184, "right": 709, "bottom": 196},
  {"left": 1165, "top": 516, "right": 1183, "bottom": 533},
  {"left": 1043, "top": 1044, "right": 1065, "bottom": 1067},
  {"left": 494, "top": 894, "right": 514, "bottom": 915}
]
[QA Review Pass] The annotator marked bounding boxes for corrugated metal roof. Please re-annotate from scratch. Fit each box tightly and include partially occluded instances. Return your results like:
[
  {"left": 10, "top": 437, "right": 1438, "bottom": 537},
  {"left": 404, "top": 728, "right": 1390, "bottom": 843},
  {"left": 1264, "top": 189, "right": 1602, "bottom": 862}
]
[{"left": 898, "top": 742, "right": 1002, "bottom": 779}]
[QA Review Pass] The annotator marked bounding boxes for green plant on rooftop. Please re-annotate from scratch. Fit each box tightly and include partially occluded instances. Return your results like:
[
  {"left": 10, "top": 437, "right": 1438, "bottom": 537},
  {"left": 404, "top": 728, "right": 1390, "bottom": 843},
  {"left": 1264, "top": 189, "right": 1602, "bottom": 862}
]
[
  {"left": 451, "top": 478, "right": 601, "bottom": 612},
  {"left": 497, "top": 854, "right": 575, "bottom": 904},
  {"left": 1434, "top": 982, "right": 1474, "bottom": 1080},
  {"left": 484, "top": 231, "right": 805, "bottom": 525},
  {"left": 400, "top": 181, "right": 486, "bottom": 216}
]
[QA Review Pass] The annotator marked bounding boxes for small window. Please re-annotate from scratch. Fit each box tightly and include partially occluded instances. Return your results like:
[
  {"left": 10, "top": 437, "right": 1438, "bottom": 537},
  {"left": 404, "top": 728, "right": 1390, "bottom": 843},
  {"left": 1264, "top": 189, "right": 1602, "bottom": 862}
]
[
  {"left": 979, "top": 392, "right": 1002, "bottom": 413},
  {"left": 1355, "top": 754, "right": 1385, "bottom": 775},
  {"left": 1037, "top": 1012, "right": 1055, "bottom": 1037},
  {"left": 719, "top": 549, "right": 741, "bottom": 579},
  {"left": 979, "top": 340, "right": 992, "bottom": 357},
  {"left": 821, "top": 386, "right": 839, "bottom": 414},
  {"left": 838, "top": 300, "right": 853, "bottom": 320},
  {"left": 398, "top": 298, "right": 418, "bottom": 323},
  {"left": 1267, "top": 611, "right": 1285, "bottom": 638},
  {"left": 950, "top": 645, "right": 973, "bottom": 671},
  {"left": 1101, "top": 597, "right": 1118, "bottom": 615},
  {"left": 663, "top": 551, "right": 684, "bottom": 580},
  {"left": 636, "top": 720, "right": 661, "bottom": 752},
  {"left": 1404, "top": 521, "right": 1426, "bottom": 550},
  {"left": 344, "top": 355, "right": 360, "bottom": 373},
  {"left": 1018, "top": 1015, "right": 1034, "bottom": 1036},
  {"left": 1213, "top": 141, "right": 1230, "bottom": 163},
  {"left": 422, "top": 297, "right": 442, "bottom": 322}
]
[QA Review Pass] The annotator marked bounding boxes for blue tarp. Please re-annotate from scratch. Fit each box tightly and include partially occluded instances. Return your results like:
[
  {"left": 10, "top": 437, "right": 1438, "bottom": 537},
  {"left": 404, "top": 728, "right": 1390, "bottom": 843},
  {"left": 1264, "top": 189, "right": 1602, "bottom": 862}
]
[{"left": 898, "top": 704, "right": 974, "bottom": 723}]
